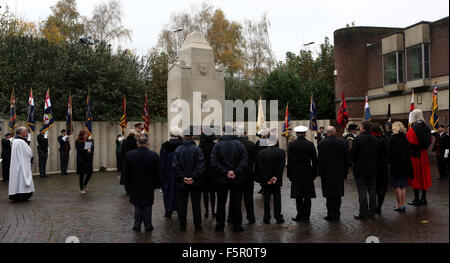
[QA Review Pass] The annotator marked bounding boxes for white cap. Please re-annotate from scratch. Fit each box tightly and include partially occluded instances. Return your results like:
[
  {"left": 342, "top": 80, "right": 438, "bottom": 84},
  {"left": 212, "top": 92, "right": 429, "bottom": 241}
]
[
  {"left": 294, "top": 126, "right": 308, "bottom": 133},
  {"left": 169, "top": 127, "right": 182, "bottom": 137}
]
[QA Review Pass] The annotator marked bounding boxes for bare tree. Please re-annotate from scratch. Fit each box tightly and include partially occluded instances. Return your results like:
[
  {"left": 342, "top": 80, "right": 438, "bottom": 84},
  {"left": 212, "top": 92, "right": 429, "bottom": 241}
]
[
  {"left": 84, "top": 0, "right": 132, "bottom": 44},
  {"left": 243, "top": 13, "right": 276, "bottom": 81}
]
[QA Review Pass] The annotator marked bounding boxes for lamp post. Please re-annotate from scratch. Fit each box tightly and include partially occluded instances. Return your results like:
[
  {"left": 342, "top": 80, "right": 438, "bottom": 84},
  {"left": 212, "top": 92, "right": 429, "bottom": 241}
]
[
  {"left": 303, "top": 42, "right": 315, "bottom": 51},
  {"left": 172, "top": 27, "right": 183, "bottom": 60}
]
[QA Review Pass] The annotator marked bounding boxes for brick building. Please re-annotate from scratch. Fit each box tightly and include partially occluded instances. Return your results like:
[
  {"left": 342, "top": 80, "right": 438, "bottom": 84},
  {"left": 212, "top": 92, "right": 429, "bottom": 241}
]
[{"left": 334, "top": 17, "right": 449, "bottom": 126}]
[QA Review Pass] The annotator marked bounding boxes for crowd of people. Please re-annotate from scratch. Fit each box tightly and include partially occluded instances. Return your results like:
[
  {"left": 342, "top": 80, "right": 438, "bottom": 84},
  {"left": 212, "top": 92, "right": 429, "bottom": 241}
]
[{"left": 1, "top": 109, "right": 449, "bottom": 234}]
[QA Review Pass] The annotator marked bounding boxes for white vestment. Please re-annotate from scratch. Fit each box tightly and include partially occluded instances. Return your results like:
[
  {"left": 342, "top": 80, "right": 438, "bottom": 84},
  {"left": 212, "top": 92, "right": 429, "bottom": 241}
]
[{"left": 8, "top": 138, "right": 35, "bottom": 195}]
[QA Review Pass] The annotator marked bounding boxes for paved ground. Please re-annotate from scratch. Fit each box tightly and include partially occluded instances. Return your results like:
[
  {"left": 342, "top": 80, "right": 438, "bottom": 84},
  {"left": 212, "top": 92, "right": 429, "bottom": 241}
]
[{"left": 0, "top": 160, "right": 448, "bottom": 243}]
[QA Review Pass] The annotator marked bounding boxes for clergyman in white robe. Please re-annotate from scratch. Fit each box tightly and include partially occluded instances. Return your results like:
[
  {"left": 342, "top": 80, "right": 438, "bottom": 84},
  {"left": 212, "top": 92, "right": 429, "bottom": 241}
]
[{"left": 8, "top": 137, "right": 35, "bottom": 201}]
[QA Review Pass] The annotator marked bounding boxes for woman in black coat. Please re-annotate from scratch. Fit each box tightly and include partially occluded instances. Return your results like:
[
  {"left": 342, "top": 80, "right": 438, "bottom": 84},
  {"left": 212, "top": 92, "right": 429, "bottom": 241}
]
[
  {"left": 76, "top": 130, "right": 94, "bottom": 194},
  {"left": 370, "top": 123, "right": 389, "bottom": 215},
  {"left": 199, "top": 133, "right": 217, "bottom": 217},
  {"left": 388, "top": 122, "right": 413, "bottom": 212}
]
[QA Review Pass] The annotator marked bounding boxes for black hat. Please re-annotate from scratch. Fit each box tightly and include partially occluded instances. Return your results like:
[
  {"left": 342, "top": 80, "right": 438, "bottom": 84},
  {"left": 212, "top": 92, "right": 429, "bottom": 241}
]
[
  {"left": 348, "top": 124, "right": 358, "bottom": 131},
  {"left": 5, "top": 133, "right": 12, "bottom": 137},
  {"left": 61, "top": 129, "right": 67, "bottom": 133}
]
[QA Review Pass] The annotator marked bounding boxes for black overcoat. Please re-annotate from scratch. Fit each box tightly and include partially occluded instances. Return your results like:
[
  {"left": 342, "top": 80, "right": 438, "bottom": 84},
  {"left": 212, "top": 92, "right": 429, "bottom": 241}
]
[
  {"left": 199, "top": 134, "right": 217, "bottom": 192},
  {"left": 350, "top": 132, "right": 379, "bottom": 178},
  {"left": 123, "top": 147, "right": 161, "bottom": 207},
  {"left": 318, "top": 135, "right": 349, "bottom": 198},
  {"left": 120, "top": 135, "right": 137, "bottom": 185},
  {"left": 75, "top": 140, "right": 94, "bottom": 175},
  {"left": 287, "top": 136, "right": 317, "bottom": 198},
  {"left": 387, "top": 133, "right": 414, "bottom": 179},
  {"left": 237, "top": 136, "right": 256, "bottom": 187},
  {"left": 256, "top": 146, "right": 285, "bottom": 188},
  {"left": 373, "top": 133, "right": 389, "bottom": 191}
]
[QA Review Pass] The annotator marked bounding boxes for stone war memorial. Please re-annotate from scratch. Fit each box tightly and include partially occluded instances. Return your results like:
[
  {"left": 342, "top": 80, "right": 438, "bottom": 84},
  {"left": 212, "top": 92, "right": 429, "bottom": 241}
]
[{"left": 0, "top": 0, "right": 448, "bottom": 259}]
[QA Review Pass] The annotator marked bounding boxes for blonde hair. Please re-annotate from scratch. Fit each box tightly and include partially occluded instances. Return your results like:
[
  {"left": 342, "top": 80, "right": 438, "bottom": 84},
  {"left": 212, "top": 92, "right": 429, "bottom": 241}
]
[{"left": 392, "top": 121, "right": 406, "bottom": 135}]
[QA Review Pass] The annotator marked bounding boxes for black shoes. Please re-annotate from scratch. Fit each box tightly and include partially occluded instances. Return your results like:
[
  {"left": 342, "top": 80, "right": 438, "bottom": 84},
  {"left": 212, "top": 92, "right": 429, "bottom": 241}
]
[
  {"left": 408, "top": 199, "right": 428, "bottom": 206},
  {"left": 292, "top": 216, "right": 309, "bottom": 222},
  {"left": 375, "top": 208, "right": 382, "bottom": 215},
  {"left": 248, "top": 218, "right": 256, "bottom": 224},
  {"left": 164, "top": 212, "right": 172, "bottom": 219},
  {"left": 263, "top": 219, "right": 271, "bottom": 224},
  {"left": 180, "top": 225, "right": 187, "bottom": 232},
  {"left": 195, "top": 226, "right": 203, "bottom": 232},
  {"left": 233, "top": 226, "right": 244, "bottom": 233},
  {"left": 276, "top": 218, "right": 285, "bottom": 224},
  {"left": 324, "top": 216, "right": 339, "bottom": 222},
  {"left": 211, "top": 213, "right": 217, "bottom": 218},
  {"left": 215, "top": 226, "right": 224, "bottom": 233},
  {"left": 145, "top": 226, "right": 154, "bottom": 232},
  {"left": 353, "top": 215, "right": 368, "bottom": 220},
  {"left": 132, "top": 227, "right": 141, "bottom": 232},
  {"left": 204, "top": 212, "right": 209, "bottom": 218}
]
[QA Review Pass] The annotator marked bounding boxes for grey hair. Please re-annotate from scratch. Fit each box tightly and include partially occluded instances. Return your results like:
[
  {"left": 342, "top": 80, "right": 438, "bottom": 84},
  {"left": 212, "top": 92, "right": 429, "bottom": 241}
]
[
  {"left": 326, "top": 126, "right": 336, "bottom": 135},
  {"left": 16, "top": 126, "right": 26, "bottom": 136},
  {"left": 136, "top": 135, "right": 148, "bottom": 145},
  {"left": 235, "top": 126, "right": 246, "bottom": 136},
  {"left": 128, "top": 129, "right": 137, "bottom": 137},
  {"left": 410, "top": 109, "right": 425, "bottom": 124}
]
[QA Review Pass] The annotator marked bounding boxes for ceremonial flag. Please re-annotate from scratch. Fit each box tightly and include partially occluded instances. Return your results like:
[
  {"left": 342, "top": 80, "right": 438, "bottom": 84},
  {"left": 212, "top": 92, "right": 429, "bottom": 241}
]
[
  {"left": 281, "top": 103, "right": 291, "bottom": 137},
  {"left": 142, "top": 92, "right": 150, "bottom": 133},
  {"left": 256, "top": 96, "right": 265, "bottom": 131},
  {"left": 66, "top": 93, "right": 73, "bottom": 136},
  {"left": 408, "top": 90, "right": 415, "bottom": 124},
  {"left": 120, "top": 95, "right": 128, "bottom": 135},
  {"left": 337, "top": 92, "right": 348, "bottom": 128},
  {"left": 309, "top": 95, "right": 318, "bottom": 131},
  {"left": 387, "top": 104, "right": 392, "bottom": 124},
  {"left": 42, "top": 89, "right": 55, "bottom": 133},
  {"left": 85, "top": 92, "right": 93, "bottom": 136},
  {"left": 364, "top": 93, "right": 371, "bottom": 121},
  {"left": 9, "top": 89, "right": 17, "bottom": 134},
  {"left": 26, "top": 89, "right": 36, "bottom": 133},
  {"left": 430, "top": 85, "right": 439, "bottom": 131}
]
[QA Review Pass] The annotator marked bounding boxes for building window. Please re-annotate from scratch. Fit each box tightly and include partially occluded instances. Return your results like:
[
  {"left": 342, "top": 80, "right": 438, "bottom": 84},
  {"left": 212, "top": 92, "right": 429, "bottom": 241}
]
[
  {"left": 406, "top": 43, "right": 430, "bottom": 81},
  {"left": 383, "top": 51, "right": 404, "bottom": 86}
]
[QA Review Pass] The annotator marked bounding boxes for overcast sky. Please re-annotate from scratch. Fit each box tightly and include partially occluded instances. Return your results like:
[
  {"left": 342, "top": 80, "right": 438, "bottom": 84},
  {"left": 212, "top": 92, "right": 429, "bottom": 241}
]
[{"left": 3, "top": 0, "right": 449, "bottom": 61}]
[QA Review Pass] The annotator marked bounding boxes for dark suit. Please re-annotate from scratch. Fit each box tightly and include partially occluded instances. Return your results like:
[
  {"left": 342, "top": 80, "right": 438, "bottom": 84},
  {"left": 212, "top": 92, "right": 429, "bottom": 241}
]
[
  {"left": 257, "top": 146, "right": 285, "bottom": 221},
  {"left": 351, "top": 131, "right": 379, "bottom": 218},
  {"left": 58, "top": 135, "right": 71, "bottom": 175},
  {"left": 237, "top": 136, "right": 257, "bottom": 222},
  {"left": 433, "top": 132, "right": 449, "bottom": 179},
  {"left": 287, "top": 136, "right": 317, "bottom": 220},
  {"left": 37, "top": 134, "right": 49, "bottom": 177},
  {"left": 123, "top": 147, "right": 161, "bottom": 231},
  {"left": 318, "top": 135, "right": 349, "bottom": 220},
  {"left": 173, "top": 140, "right": 205, "bottom": 228},
  {"left": 1, "top": 139, "right": 12, "bottom": 182},
  {"left": 120, "top": 135, "right": 137, "bottom": 192},
  {"left": 211, "top": 135, "right": 248, "bottom": 230}
]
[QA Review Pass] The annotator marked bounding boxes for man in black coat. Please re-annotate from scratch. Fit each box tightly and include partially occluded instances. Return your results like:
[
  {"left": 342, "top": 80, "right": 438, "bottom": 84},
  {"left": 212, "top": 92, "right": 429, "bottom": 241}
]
[
  {"left": 236, "top": 127, "right": 257, "bottom": 224},
  {"left": 287, "top": 126, "right": 317, "bottom": 222},
  {"left": 120, "top": 129, "right": 138, "bottom": 193},
  {"left": 350, "top": 121, "right": 379, "bottom": 220},
  {"left": 123, "top": 136, "right": 161, "bottom": 232},
  {"left": 198, "top": 129, "right": 217, "bottom": 218},
  {"left": 257, "top": 136, "right": 286, "bottom": 224},
  {"left": 318, "top": 126, "right": 349, "bottom": 221},
  {"left": 173, "top": 127, "right": 205, "bottom": 232},
  {"left": 433, "top": 125, "right": 449, "bottom": 180},
  {"left": 37, "top": 128, "right": 49, "bottom": 178},
  {"left": 58, "top": 129, "right": 70, "bottom": 175},
  {"left": 1, "top": 133, "right": 12, "bottom": 183},
  {"left": 211, "top": 126, "right": 248, "bottom": 233}
]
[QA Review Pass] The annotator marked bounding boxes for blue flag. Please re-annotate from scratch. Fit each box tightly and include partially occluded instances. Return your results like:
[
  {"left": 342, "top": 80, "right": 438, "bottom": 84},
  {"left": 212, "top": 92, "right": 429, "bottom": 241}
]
[
  {"left": 26, "top": 89, "right": 36, "bottom": 132},
  {"left": 42, "top": 89, "right": 55, "bottom": 132},
  {"left": 364, "top": 94, "right": 371, "bottom": 121},
  {"left": 85, "top": 92, "right": 93, "bottom": 136},
  {"left": 309, "top": 96, "right": 318, "bottom": 131}
]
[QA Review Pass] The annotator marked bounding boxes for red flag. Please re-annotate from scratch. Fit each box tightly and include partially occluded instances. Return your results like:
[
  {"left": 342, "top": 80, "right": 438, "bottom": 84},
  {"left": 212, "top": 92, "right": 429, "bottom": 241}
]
[
  {"left": 142, "top": 92, "right": 150, "bottom": 133},
  {"left": 119, "top": 95, "right": 127, "bottom": 135},
  {"left": 337, "top": 92, "right": 349, "bottom": 128}
]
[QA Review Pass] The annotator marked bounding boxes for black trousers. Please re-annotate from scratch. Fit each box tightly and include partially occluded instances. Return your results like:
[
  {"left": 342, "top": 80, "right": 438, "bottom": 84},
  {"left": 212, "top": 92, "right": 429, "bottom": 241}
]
[
  {"left": 116, "top": 154, "right": 123, "bottom": 173},
  {"left": 355, "top": 176, "right": 377, "bottom": 217},
  {"left": 177, "top": 188, "right": 202, "bottom": 227},
  {"left": 326, "top": 196, "right": 342, "bottom": 220},
  {"left": 437, "top": 156, "right": 448, "bottom": 178},
  {"left": 60, "top": 151, "right": 70, "bottom": 174},
  {"left": 134, "top": 205, "right": 153, "bottom": 230},
  {"left": 79, "top": 173, "right": 92, "bottom": 190},
  {"left": 203, "top": 191, "right": 216, "bottom": 213},
  {"left": 216, "top": 183, "right": 243, "bottom": 228},
  {"left": 38, "top": 150, "right": 48, "bottom": 177},
  {"left": 263, "top": 186, "right": 282, "bottom": 220},
  {"left": 2, "top": 159, "right": 10, "bottom": 182},
  {"left": 243, "top": 180, "right": 255, "bottom": 220},
  {"left": 295, "top": 196, "right": 312, "bottom": 220}
]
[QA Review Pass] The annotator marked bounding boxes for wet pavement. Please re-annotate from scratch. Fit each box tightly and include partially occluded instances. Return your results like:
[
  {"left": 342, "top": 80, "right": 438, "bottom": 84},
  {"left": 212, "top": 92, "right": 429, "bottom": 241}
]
[{"left": 0, "top": 160, "right": 448, "bottom": 243}]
